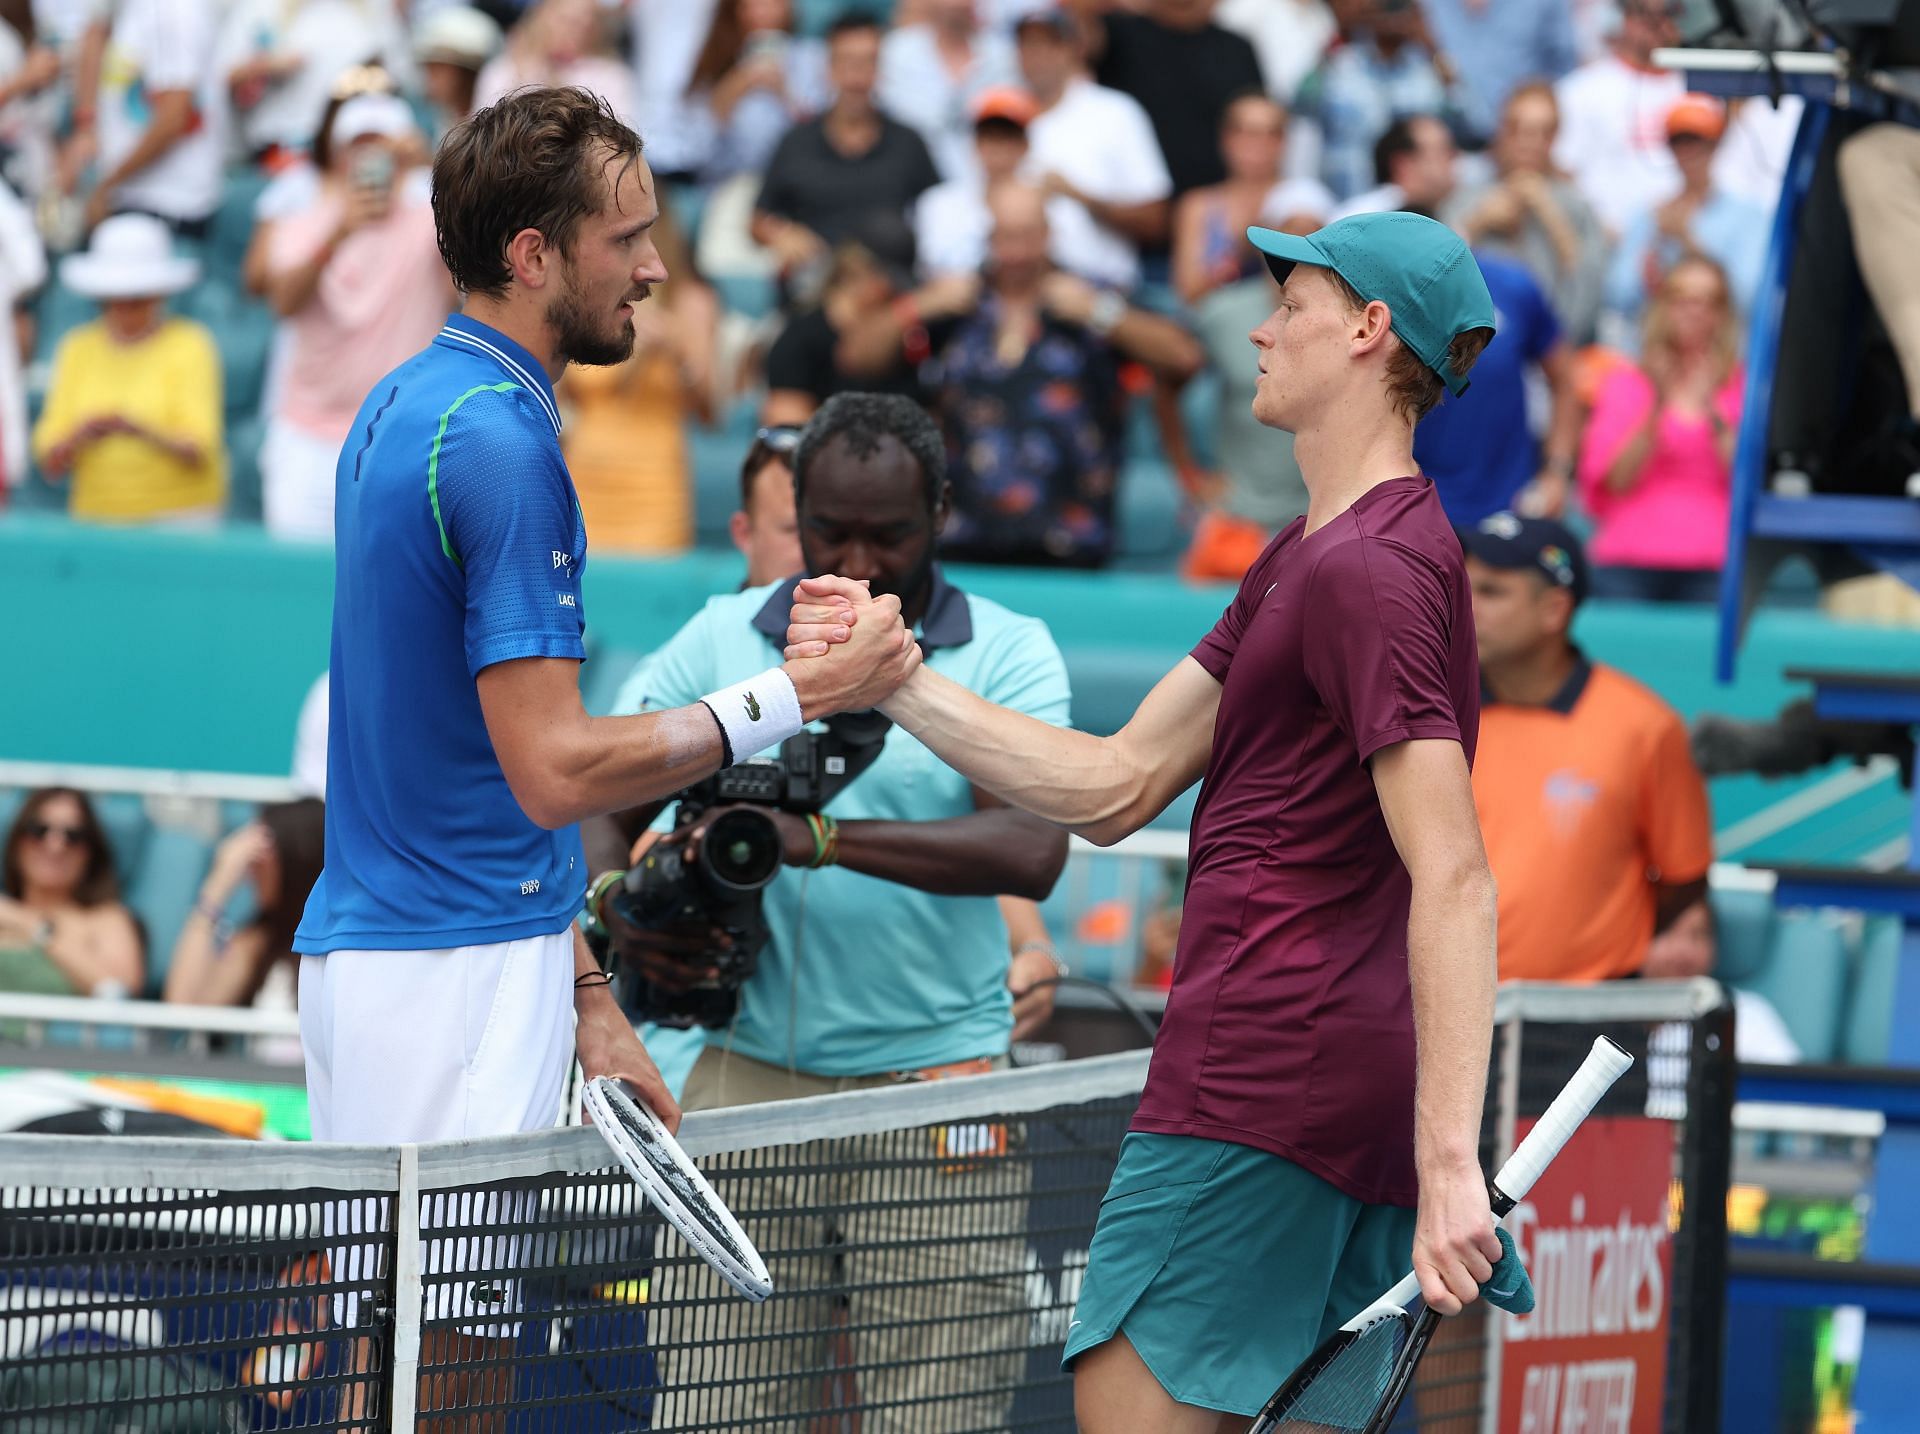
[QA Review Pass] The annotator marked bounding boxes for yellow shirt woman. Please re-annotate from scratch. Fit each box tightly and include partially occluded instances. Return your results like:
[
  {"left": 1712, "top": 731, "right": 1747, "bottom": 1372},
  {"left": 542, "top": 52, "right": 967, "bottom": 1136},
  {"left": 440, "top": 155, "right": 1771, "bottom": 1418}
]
[{"left": 33, "top": 314, "right": 226, "bottom": 522}]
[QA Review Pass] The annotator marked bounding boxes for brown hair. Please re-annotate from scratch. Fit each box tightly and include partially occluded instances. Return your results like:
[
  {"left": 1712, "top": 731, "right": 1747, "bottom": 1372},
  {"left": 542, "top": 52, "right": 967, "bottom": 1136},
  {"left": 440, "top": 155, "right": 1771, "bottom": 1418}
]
[
  {"left": 1326, "top": 268, "right": 1493, "bottom": 424},
  {"left": 242, "top": 799, "right": 327, "bottom": 1005},
  {"left": 1641, "top": 253, "right": 1738, "bottom": 391},
  {"left": 1504, "top": 79, "right": 1560, "bottom": 127},
  {"left": 689, "top": 0, "right": 752, "bottom": 94},
  {"left": 3, "top": 788, "right": 122, "bottom": 908},
  {"left": 431, "top": 86, "right": 644, "bottom": 299}
]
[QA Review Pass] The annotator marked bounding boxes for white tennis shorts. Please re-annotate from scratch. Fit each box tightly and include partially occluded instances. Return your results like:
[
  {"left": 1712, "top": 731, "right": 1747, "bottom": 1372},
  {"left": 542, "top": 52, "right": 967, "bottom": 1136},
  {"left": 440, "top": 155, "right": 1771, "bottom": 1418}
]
[{"left": 299, "top": 932, "right": 577, "bottom": 1333}]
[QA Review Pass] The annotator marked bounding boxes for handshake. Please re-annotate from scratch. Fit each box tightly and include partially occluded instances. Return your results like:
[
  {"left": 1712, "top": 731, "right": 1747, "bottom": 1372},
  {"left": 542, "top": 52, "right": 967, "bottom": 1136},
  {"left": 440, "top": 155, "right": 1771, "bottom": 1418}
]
[{"left": 778, "top": 575, "right": 924, "bottom": 720}]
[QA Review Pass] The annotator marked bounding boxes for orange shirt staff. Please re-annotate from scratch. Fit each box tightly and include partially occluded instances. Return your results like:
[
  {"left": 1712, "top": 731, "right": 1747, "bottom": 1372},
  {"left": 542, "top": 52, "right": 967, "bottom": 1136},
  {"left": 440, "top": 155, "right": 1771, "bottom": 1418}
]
[{"left": 1461, "top": 513, "right": 1713, "bottom": 983}]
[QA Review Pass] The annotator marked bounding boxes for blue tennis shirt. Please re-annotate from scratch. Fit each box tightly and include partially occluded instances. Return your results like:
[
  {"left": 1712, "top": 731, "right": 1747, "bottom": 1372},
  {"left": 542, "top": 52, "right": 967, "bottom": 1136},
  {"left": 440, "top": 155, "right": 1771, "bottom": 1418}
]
[{"left": 295, "top": 316, "right": 589, "bottom": 955}]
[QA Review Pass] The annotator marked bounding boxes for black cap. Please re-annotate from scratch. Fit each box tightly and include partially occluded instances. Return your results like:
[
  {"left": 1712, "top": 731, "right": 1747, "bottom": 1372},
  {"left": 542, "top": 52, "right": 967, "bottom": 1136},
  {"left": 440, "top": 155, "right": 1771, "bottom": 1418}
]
[{"left": 1456, "top": 512, "right": 1589, "bottom": 605}]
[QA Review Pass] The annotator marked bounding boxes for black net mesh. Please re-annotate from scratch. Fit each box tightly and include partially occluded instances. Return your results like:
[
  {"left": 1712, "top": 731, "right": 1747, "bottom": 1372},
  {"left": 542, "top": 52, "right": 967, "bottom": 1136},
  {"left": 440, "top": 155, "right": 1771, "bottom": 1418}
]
[
  {"left": 0, "top": 1005, "right": 1732, "bottom": 1433},
  {"left": 413, "top": 1091, "right": 1138, "bottom": 1433},
  {"left": 0, "top": 1185, "right": 394, "bottom": 1432}
]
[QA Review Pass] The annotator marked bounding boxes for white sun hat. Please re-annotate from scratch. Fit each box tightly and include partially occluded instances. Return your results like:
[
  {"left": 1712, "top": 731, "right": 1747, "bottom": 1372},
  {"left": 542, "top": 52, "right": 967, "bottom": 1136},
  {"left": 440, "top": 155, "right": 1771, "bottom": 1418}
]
[
  {"left": 331, "top": 92, "right": 418, "bottom": 148},
  {"left": 414, "top": 6, "right": 503, "bottom": 71},
  {"left": 59, "top": 214, "right": 200, "bottom": 300}
]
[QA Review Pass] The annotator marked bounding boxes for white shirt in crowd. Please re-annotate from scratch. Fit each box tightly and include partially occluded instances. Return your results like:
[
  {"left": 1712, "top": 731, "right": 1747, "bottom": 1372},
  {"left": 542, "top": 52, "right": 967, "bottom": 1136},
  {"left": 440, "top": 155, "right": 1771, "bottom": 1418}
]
[
  {"left": 215, "top": 0, "right": 414, "bottom": 155},
  {"left": 1025, "top": 77, "right": 1172, "bottom": 292},
  {"left": 914, "top": 172, "right": 1107, "bottom": 281},
  {"left": 1553, "top": 54, "right": 1686, "bottom": 236},
  {"left": 0, "top": 174, "right": 44, "bottom": 489},
  {"left": 1555, "top": 56, "right": 1798, "bottom": 237},
  {"left": 292, "top": 671, "right": 330, "bottom": 800},
  {"left": 629, "top": 0, "right": 719, "bottom": 176},
  {"left": 1214, "top": 0, "right": 1335, "bottom": 104},
  {"left": 877, "top": 24, "right": 1020, "bottom": 180},
  {"left": 98, "top": 0, "right": 226, "bottom": 224}
]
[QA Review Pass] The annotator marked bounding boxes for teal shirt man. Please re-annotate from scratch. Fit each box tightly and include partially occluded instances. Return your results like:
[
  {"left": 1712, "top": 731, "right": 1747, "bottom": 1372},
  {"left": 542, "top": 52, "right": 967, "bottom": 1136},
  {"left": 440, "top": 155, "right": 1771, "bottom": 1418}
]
[{"left": 613, "top": 571, "right": 1072, "bottom": 1075}]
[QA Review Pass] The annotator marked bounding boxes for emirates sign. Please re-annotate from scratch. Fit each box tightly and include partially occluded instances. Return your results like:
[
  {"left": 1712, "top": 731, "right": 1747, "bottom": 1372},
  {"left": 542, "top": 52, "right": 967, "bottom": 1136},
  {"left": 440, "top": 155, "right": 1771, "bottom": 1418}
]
[{"left": 1499, "top": 1115, "right": 1676, "bottom": 1434}]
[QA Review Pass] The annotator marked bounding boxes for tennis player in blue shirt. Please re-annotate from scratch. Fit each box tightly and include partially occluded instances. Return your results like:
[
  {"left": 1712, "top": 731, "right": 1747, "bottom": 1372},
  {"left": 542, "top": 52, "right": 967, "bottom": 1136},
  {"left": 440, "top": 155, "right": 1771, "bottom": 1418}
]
[{"left": 292, "top": 91, "right": 918, "bottom": 1394}]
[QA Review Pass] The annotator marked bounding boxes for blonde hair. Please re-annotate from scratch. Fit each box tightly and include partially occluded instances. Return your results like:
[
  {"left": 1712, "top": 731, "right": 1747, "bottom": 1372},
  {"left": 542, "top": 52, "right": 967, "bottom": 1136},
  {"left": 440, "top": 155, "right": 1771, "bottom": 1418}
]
[{"left": 1641, "top": 254, "right": 1738, "bottom": 391}]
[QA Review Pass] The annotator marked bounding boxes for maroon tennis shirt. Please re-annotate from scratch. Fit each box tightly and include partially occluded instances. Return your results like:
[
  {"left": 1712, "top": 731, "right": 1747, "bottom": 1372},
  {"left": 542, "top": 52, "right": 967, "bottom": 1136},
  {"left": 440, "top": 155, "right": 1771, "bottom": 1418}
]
[{"left": 1131, "top": 476, "right": 1480, "bottom": 1208}]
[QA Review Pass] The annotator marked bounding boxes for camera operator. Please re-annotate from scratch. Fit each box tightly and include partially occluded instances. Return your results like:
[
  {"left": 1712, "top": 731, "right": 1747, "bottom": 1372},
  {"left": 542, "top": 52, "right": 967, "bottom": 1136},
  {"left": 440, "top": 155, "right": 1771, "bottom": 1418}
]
[{"left": 586, "top": 391, "right": 1071, "bottom": 1429}]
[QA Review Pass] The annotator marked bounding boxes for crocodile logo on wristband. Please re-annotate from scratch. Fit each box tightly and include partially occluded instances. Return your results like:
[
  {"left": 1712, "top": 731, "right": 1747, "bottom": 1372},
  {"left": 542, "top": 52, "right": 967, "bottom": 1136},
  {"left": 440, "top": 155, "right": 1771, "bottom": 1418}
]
[{"left": 744, "top": 692, "right": 762, "bottom": 722}]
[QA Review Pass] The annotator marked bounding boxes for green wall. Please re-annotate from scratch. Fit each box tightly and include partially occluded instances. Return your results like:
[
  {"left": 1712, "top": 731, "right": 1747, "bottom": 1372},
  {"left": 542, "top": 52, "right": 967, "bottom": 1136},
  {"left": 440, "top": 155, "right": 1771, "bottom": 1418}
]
[{"left": 1, "top": 517, "right": 1911, "bottom": 858}]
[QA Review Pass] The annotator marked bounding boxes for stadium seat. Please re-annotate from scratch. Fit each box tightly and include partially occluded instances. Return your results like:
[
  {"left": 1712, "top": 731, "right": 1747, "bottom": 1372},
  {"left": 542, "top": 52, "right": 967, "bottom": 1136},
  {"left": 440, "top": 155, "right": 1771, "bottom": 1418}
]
[
  {"left": 1747, "top": 911, "right": 1849, "bottom": 1063},
  {"left": 1709, "top": 886, "right": 1776, "bottom": 985},
  {"left": 123, "top": 825, "right": 215, "bottom": 998},
  {"left": 582, "top": 646, "right": 647, "bottom": 717},
  {"left": 710, "top": 275, "right": 778, "bottom": 321},
  {"left": 1841, "top": 915, "right": 1902, "bottom": 1065},
  {"left": 91, "top": 795, "right": 150, "bottom": 887},
  {"left": 1114, "top": 457, "right": 1185, "bottom": 568},
  {"left": 690, "top": 423, "right": 744, "bottom": 544},
  {"left": 226, "top": 412, "right": 267, "bottom": 524},
  {"left": 1709, "top": 887, "right": 1851, "bottom": 1061},
  {"left": 1064, "top": 647, "right": 1170, "bottom": 738},
  {"left": 33, "top": 281, "right": 97, "bottom": 364},
  {"left": 209, "top": 168, "right": 271, "bottom": 279},
  {"left": 180, "top": 283, "right": 276, "bottom": 422}
]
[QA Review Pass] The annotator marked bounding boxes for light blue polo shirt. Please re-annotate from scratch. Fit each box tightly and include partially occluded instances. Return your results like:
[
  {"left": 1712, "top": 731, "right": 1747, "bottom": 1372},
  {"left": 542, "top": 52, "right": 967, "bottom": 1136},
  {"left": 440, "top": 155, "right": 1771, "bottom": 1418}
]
[
  {"left": 612, "top": 571, "right": 1072, "bottom": 1077},
  {"left": 295, "top": 316, "right": 589, "bottom": 955}
]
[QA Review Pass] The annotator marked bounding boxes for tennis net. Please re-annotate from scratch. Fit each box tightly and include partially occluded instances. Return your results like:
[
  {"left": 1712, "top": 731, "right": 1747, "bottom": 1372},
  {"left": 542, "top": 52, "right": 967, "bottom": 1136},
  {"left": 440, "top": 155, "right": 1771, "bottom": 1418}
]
[{"left": 0, "top": 981, "right": 1732, "bottom": 1432}]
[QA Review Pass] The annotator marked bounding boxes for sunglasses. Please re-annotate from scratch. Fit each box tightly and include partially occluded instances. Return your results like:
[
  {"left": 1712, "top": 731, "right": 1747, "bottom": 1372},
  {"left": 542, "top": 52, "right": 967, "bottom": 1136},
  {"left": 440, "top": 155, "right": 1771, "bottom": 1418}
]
[
  {"left": 24, "top": 821, "right": 89, "bottom": 847},
  {"left": 755, "top": 426, "right": 803, "bottom": 455}
]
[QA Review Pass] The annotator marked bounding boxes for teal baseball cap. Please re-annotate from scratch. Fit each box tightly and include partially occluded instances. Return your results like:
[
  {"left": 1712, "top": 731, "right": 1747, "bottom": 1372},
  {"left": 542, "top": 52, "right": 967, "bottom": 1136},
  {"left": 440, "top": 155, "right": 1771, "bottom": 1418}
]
[{"left": 1247, "top": 211, "right": 1496, "bottom": 396}]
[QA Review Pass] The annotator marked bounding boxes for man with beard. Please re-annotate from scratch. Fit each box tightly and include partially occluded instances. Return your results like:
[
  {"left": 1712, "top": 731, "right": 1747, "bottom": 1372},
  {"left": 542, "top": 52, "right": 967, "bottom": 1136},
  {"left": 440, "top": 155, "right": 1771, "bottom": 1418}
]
[
  {"left": 292, "top": 90, "right": 919, "bottom": 1424},
  {"left": 597, "top": 391, "right": 1071, "bottom": 1429}
]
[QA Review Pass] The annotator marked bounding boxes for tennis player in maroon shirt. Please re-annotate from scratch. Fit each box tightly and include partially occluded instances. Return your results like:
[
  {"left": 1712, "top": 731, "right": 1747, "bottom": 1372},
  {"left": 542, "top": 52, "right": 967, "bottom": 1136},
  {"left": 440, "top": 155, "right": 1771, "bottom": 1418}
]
[{"left": 789, "top": 212, "right": 1503, "bottom": 1432}]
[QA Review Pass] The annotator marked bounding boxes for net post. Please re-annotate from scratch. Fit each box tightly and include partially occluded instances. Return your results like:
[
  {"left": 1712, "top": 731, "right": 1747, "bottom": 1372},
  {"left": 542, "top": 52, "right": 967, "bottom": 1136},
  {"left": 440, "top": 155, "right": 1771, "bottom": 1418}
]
[
  {"left": 389, "top": 1143, "right": 423, "bottom": 1433},
  {"left": 1678, "top": 990, "right": 1735, "bottom": 1433},
  {"left": 1479, "top": 1012, "right": 1524, "bottom": 1434}
]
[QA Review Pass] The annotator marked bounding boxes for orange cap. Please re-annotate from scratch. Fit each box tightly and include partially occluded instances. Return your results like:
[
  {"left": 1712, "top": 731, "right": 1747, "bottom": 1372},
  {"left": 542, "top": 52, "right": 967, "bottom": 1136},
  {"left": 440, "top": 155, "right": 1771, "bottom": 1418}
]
[
  {"left": 1665, "top": 93, "right": 1727, "bottom": 142},
  {"left": 972, "top": 86, "right": 1039, "bottom": 127}
]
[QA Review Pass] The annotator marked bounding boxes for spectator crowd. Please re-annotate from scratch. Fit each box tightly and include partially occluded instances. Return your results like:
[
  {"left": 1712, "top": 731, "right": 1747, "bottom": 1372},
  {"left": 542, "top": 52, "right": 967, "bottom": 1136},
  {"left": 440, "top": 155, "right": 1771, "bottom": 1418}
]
[
  {"left": 0, "top": 0, "right": 1800, "bottom": 594},
  {"left": 0, "top": 0, "right": 1842, "bottom": 1047}
]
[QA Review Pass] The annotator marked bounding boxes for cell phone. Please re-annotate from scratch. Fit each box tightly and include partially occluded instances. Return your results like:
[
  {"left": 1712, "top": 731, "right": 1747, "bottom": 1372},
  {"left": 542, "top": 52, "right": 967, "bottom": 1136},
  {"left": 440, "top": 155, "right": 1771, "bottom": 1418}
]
[
  {"left": 350, "top": 147, "right": 396, "bottom": 196},
  {"left": 741, "top": 29, "right": 790, "bottom": 66}
]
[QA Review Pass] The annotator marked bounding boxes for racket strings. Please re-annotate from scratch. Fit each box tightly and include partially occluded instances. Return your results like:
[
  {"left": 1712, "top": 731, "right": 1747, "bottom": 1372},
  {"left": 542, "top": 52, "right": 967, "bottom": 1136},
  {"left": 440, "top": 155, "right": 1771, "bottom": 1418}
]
[{"left": 1262, "top": 1316, "right": 1412, "bottom": 1431}]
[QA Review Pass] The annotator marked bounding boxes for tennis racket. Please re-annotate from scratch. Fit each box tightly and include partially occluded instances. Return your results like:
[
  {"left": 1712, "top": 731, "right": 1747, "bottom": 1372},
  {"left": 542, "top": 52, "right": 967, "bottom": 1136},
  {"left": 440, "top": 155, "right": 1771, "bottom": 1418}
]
[
  {"left": 1250, "top": 1035, "right": 1634, "bottom": 1433},
  {"left": 581, "top": 1076, "right": 774, "bottom": 1302}
]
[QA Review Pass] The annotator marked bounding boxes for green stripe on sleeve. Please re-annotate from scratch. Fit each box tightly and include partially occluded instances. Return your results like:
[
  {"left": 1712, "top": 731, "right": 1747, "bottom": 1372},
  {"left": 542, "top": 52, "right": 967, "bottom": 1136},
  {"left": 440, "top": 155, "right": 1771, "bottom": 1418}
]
[{"left": 427, "top": 381, "right": 521, "bottom": 569}]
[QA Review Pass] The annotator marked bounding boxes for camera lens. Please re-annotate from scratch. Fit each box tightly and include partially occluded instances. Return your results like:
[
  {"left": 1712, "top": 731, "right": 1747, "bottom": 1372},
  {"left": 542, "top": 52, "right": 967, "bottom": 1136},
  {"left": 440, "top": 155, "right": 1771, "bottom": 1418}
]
[{"left": 699, "top": 808, "right": 783, "bottom": 894}]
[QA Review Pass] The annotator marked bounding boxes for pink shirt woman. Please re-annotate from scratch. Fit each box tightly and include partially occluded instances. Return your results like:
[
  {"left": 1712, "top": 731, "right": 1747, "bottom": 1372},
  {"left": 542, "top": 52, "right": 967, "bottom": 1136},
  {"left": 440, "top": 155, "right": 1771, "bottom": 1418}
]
[{"left": 1577, "top": 255, "right": 1742, "bottom": 602}]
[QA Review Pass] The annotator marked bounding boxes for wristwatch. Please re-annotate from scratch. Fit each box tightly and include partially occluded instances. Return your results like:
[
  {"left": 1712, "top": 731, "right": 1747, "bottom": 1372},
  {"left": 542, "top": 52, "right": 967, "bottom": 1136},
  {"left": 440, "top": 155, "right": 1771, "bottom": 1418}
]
[
  {"left": 1086, "top": 289, "right": 1127, "bottom": 338},
  {"left": 1014, "top": 939, "right": 1069, "bottom": 980}
]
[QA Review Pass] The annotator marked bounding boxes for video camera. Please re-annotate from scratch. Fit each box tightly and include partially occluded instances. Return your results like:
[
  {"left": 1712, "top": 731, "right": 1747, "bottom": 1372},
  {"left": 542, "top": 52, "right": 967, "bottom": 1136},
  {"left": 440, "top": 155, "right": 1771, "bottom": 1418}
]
[{"left": 607, "top": 711, "right": 891, "bottom": 1028}]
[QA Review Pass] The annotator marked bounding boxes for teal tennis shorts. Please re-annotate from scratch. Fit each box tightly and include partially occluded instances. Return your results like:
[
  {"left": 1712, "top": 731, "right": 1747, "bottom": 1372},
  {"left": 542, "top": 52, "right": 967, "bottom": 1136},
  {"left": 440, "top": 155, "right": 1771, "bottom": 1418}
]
[{"left": 1061, "top": 1132, "right": 1416, "bottom": 1417}]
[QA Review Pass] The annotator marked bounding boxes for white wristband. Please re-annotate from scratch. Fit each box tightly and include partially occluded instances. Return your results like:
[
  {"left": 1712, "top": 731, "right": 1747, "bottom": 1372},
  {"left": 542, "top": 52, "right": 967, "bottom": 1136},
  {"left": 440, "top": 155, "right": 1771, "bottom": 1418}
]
[{"left": 700, "top": 667, "right": 804, "bottom": 764}]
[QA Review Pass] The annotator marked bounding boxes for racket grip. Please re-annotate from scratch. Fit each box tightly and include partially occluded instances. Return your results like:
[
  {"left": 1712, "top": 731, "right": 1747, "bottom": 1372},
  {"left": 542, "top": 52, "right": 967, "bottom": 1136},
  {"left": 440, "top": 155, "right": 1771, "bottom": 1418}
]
[{"left": 1490, "top": 1036, "right": 1633, "bottom": 1204}]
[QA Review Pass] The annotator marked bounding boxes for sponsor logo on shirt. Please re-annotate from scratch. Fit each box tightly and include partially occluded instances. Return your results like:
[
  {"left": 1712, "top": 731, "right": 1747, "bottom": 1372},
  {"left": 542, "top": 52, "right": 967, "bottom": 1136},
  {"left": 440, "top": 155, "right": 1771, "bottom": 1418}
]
[
  {"left": 1543, "top": 769, "right": 1599, "bottom": 836},
  {"left": 552, "top": 550, "right": 573, "bottom": 572},
  {"left": 520, "top": 879, "right": 541, "bottom": 896}
]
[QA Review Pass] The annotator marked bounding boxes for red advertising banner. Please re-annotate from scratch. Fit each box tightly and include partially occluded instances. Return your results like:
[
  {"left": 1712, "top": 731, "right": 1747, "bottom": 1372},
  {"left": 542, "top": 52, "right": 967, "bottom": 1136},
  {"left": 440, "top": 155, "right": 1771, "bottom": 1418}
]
[{"left": 1499, "top": 1115, "right": 1676, "bottom": 1434}]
